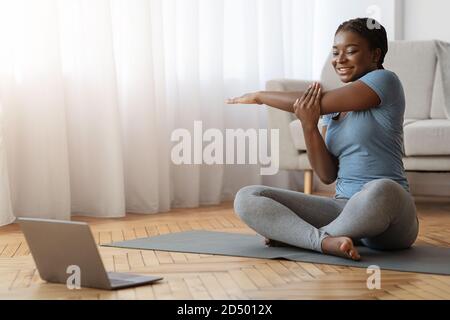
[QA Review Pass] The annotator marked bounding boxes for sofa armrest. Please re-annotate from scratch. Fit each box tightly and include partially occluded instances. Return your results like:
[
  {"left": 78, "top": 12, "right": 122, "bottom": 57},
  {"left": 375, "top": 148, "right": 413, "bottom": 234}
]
[{"left": 265, "top": 79, "right": 314, "bottom": 170}]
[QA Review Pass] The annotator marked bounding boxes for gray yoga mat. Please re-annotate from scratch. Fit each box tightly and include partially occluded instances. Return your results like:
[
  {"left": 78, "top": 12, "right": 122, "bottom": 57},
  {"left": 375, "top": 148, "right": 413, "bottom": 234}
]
[{"left": 103, "top": 230, "right": 450, "bottom": 275}]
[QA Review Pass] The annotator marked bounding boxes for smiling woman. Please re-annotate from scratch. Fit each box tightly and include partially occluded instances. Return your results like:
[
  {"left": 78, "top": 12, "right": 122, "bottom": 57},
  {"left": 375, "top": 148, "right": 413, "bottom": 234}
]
[
  {"left": 230, "top": 17, "right": 418, "bottom": 261},
  {"left": 332, "top": 19, "right": 388, "bottom": 80}
]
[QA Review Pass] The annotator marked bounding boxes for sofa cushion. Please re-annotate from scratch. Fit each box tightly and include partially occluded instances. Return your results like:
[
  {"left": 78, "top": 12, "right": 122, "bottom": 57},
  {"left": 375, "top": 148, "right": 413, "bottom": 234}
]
[
  {"left": 403, "top": 118, "right": 418, "bottom": 127},
  {"left": 404, "top": 119, "right": 450, "bottom": 156},
  {"left": 289, "top": 119, "right": 308, "bottom": 151},
  {"left": 430, "top": 59, "right": 447, "bottom": 119},
  {"left": 401, "top": 118, "right": 419, "bottom": 156},
  {"left": 383, "top": 41, "right": 437, "bottom": 120},
  {"left": 289, "top": 119, "right": 326, "bottom": 151},
  {"left": 403, "top": 156, "right": 450, "bottom": 171}
]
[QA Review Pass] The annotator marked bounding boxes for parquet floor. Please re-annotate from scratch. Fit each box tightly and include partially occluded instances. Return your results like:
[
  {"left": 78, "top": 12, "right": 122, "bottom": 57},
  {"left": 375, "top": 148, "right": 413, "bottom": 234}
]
[{"left": 0, "top": 195, "right": 449, "bottom": 300}]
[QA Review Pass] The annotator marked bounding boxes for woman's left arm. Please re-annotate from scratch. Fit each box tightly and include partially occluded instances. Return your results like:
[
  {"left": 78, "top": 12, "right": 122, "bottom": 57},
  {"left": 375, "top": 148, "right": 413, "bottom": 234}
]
[{"left": 294, "top": 82, "right": 339, "bottom": 184}]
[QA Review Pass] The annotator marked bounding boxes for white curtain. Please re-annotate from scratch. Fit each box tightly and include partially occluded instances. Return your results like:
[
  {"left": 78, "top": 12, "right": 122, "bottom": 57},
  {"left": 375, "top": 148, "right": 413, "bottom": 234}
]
[{"left": 0, "top": 0, "right": 315, "bottom": 225}]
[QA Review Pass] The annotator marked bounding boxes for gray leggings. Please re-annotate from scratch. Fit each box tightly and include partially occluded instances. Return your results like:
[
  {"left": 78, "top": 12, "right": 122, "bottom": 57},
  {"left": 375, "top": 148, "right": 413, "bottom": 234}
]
[{"left": 234, "top": 178, "right": 419, "bottom": 253}]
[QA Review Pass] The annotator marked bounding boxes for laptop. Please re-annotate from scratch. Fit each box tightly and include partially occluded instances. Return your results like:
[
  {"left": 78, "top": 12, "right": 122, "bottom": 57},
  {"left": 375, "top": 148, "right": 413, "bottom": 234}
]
[{"left": 18, "top": 217, "right": 163, "bottom": 290}]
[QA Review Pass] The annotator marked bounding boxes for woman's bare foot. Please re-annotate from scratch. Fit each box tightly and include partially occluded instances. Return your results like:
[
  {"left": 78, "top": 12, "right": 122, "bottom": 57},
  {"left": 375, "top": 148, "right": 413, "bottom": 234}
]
[
  {"left": 264, "top": 238, "right": 291, "bottom": 247},
  {"left": 321, "top": 236, "right": 361, "bottom": 261}
]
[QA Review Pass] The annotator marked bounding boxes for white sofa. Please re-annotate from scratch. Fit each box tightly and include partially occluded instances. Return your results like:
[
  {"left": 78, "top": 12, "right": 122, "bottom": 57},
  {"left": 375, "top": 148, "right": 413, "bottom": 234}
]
[{"left": 266, "top": 40, "right": 450, "bottom": 194}]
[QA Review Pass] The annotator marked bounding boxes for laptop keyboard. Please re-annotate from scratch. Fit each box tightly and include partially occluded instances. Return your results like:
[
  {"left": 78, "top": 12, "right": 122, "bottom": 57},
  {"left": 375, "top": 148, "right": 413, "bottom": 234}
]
[
  {"left": 112, "top": 279, "right": 138, "bottom": 286},
  {"left": 107, "top": 272, "right": 162, "bottom": 288},
  {"left": 108, "top": 272, "right": 141, "bottom": 280},
  {"left": 110, "top": 278, "right": 135, "bottom": 286},
  {"left": 108, "top": 273, "right": 140, "bottom": 287}
]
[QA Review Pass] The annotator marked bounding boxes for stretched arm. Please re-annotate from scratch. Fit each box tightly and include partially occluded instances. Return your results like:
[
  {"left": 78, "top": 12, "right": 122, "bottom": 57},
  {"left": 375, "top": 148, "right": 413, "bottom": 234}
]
[
  {"left": 256, "top": 91, "right": 304, "bottom": 113},
  {"left": 226, "top": 91, "right": 305, "bottom": 113},
  {"left": 227, "top": 80, "right": 380, "bottom": 115}
]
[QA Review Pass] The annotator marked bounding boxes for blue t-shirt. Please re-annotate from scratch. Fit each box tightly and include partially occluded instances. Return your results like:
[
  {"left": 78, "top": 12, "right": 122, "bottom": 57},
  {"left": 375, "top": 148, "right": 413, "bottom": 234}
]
[{"left": 320, "top": 69, "right": 410, "bottom": 199}]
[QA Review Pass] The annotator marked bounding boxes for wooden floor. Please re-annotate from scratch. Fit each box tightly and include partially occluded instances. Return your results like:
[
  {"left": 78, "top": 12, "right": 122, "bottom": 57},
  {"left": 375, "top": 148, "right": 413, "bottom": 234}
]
[{"left": 0, "top": 195, "right": 450, "bottom": 300}]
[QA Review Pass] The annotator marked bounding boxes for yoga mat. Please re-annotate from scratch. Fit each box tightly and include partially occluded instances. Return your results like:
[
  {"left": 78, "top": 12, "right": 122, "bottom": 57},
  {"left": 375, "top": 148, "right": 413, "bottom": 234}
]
[{"left": 103, "top": 230, "right": 450, "bottom": 275}]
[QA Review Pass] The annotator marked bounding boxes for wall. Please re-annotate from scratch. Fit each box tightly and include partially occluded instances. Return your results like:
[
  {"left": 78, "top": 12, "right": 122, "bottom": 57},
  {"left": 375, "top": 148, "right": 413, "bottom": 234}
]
[{"left": 404, "top": 0, "right": 450, "bottom": 42}]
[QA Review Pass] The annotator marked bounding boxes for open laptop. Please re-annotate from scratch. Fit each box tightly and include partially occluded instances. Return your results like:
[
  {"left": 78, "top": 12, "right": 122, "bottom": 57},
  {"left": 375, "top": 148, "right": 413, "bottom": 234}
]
[{"left": 18, "top": 217, "right": 163, "bottom": 290}]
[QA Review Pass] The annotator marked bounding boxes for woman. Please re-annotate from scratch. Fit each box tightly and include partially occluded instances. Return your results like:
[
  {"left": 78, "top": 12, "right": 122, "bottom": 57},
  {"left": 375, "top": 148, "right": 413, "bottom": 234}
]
[{"left": 227, "top": 18, "right": 419, "bottom": 261}]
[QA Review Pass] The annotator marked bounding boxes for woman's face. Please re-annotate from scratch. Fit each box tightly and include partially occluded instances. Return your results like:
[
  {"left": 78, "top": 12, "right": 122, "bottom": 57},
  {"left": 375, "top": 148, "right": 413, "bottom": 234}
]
[{"left": 332, "top": 30, "right": 381, "bottom": 83}]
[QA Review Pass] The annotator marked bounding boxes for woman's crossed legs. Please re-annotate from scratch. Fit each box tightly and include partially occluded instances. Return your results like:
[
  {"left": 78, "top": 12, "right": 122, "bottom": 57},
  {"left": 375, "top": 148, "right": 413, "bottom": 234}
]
[{"left": 233, "top": 179, "right": 419, "bottom": 260}]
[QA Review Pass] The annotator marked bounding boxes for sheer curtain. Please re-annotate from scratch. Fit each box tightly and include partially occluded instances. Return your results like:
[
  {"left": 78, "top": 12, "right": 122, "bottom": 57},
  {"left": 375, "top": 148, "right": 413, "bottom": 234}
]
[{"left": 0, "top": 0, "right": 315, "bottom": 225}]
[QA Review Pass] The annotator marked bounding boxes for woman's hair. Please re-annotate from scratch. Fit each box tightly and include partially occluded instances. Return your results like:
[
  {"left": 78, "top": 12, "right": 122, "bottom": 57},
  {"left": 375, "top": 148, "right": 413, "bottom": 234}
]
[{"left": 335, "top": 17, "right": 388, "bottom": 69}]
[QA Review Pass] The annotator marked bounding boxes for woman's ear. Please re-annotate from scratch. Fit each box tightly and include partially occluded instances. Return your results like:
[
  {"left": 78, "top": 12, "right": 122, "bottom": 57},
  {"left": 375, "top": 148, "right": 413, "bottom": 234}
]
[{"left": 372, "top": 48, "right": 382, "bottom": 65}]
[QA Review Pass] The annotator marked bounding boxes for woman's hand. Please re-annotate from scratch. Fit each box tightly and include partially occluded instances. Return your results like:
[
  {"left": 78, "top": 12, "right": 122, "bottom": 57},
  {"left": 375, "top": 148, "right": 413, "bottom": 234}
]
[
  {"left": 293, "top": 82, "right": 322, "bottom": 132},
  {"left": 226, "top": 92, "right": 261, "bottom": 105}
]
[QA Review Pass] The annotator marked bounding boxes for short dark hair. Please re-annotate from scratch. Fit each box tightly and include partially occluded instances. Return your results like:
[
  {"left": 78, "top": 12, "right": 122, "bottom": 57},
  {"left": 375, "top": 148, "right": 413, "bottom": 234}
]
[{"left": 335, "top": 17, "right": 388, "bottom": 68}]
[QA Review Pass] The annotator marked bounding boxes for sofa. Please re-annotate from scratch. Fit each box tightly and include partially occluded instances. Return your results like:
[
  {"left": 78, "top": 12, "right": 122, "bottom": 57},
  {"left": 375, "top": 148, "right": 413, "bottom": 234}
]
[{"left": 266, "top": 40, "right": 450, "bottom": 194}]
